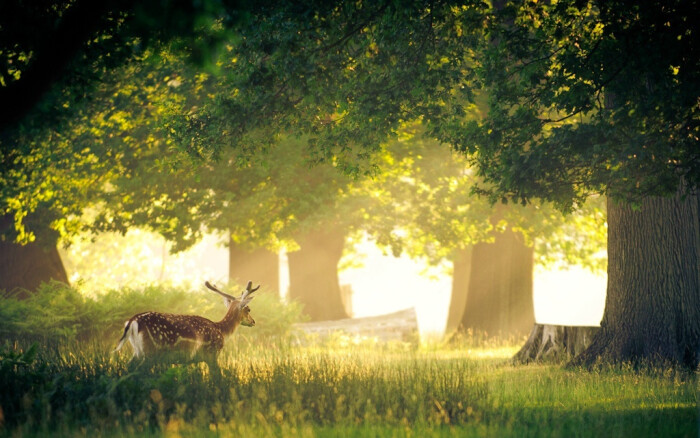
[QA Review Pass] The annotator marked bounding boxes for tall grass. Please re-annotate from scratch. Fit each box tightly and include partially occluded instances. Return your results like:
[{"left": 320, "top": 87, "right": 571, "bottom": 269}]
[
  {"left": 0, "top": 283, "right": 697, "bottom": 437},
  {"left": 1, "top": 339, "right": 696, "bottom": 437}
]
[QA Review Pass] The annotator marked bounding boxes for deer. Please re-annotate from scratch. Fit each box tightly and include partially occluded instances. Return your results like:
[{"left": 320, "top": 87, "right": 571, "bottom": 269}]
[{"left": 113, "top": 280, "right": 259, "bottom": 368}]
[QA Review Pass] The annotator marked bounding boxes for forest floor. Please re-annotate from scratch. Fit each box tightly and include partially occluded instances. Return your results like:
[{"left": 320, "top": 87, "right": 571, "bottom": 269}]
[{"left": 1, "top": 336, "right": 697, "bottom": 437}]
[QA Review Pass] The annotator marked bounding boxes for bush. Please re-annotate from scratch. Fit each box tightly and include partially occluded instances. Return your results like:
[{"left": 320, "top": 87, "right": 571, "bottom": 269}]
[{"left": 0, "top": 281, "right": 303, "bottom": 347}]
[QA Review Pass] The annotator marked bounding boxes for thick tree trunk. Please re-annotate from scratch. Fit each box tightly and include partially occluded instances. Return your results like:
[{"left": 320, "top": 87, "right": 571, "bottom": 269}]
[
  {"left": 513, "top": 324, "right": 600, "bottom": 364},
  {"left": 573, "top": 190, "right": 700, "bottom": 368},
  {"left": 445, "top": 247, "right": 473, "bottom": 333},
  {"left": 288, "top": 227, "right": 349, "bottom": 321},
  {"left": 228, "top": 239, "right": 279, "bottom": 293},
  {"left": 459, "top": 229, "right": 535, "bottom": 337},
  {"left": 0, "top": 216, "right": 68, "bottom": 295}
]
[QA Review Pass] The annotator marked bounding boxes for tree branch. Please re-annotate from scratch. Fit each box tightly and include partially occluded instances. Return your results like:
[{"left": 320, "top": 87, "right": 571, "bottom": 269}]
[
  {"left": 315, "top": 2, "right": 390, "bottom": 54},
  {"left": 0, "top": 0, "right": 133, "bottom": 135}
]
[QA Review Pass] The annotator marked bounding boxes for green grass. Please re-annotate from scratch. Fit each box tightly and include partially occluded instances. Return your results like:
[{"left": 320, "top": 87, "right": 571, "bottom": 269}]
[{"left": 1, "top": 339, "right": 697, "bottom": 437}]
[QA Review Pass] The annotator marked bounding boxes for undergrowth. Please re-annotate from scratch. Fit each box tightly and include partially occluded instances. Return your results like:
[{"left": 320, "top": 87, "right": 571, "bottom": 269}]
[
  {"left": 0, "top": 283, "right": 697, "bottom": 437},
  {"left": 0, "top": 281, "right": 302, "bottom": 346},
  {"left": 0, "top": 339, "right": 696, "bottom": 437}
]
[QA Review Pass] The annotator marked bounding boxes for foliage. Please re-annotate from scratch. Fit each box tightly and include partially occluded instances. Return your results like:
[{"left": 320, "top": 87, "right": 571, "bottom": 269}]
[
  {"left": 5, "top": 0, "right": 691, "bottom": 251},
  {"left": 451, "top": 0, "right": 700, "bottom": 208},
  {"left": 0, "top": 0, "right": 238, "bottom": 132},
  {"left": 0, "top": 281, "right": 302, "bottom": 346},
  {"left": 174, "top": 1, "right": 487, "bottom": 168},
  {"left": 0, "top": 339, "right": 696, "bottom": 436},
  {"left": 0, "top": 0, "right": 487, "bottom": 249},
  {"left": 361, "top": 123, "right": 608, "bottom": 271},
  {"left": 97, "top": 132, "right": 364, "bottom": 253},
  {"left": 0, "top": 0, "right": 252, "bottom": 248},
  {"left": 3, "top": 0, "right": 612, "bottom": 276},
  {"left": 0, "top": 45, "right": 191, "bottom": 246}
]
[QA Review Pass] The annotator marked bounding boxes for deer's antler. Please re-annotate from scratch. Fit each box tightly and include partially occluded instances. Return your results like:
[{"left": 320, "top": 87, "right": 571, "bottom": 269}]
[
  {"left": 206, "top": 280, "right": 259, "bottom": 303},
  {"left": 205, "top": 281, "right": 237, "bottom": 300},
  {"left": 239, "top": 280, "right": 260, "bottom": 305}
]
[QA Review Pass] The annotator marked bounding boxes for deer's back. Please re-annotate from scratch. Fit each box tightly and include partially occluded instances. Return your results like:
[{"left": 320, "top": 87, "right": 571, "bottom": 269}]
[{"left": 132, "top": 311, "right": 222, "bottom": 350}]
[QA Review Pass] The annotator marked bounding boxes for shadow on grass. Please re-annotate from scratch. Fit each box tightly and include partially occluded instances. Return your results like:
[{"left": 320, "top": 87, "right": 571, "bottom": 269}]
[{"left": 480, "top": 405, "right": 698, "bottom": 438}]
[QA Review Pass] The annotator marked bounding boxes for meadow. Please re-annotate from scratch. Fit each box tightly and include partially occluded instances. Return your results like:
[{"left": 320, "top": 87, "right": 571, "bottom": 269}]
[{"left": 0, "top": 284, "right": 697, "bottom": 437}]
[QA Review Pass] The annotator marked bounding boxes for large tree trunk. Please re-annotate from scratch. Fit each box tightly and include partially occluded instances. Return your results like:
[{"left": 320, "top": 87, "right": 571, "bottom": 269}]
[
  {"left": 573, "top": 190, "right": 700, "bottom": 368},
  {"left": 0, "top": 215, "right": 68, "bottom": 295},
  {"left": 228, "top": 239, "right": 279, "bottom": 293},
  {"left": 287, "top": 227, "right": 349, "bottom": 321},
  {"left": 459, "top": 229, "right": 535, "bottom": 337},
  {"left": 445, "top": 247, "right": 473, "bottom": 333}
]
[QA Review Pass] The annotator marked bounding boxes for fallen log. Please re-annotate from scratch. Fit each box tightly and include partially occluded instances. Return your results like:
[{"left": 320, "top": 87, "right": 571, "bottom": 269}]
[
  {"left": 513, "top": 323, "right": 600, "bottom": 364},
  {"left": 294, "top": 308, "right": 418, "bottom": 343}
]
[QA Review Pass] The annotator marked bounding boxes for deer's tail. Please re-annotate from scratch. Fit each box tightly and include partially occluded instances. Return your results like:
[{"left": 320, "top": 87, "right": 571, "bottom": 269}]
[{"left": 113, "top": 320, "right": 136, "bottom": 353}]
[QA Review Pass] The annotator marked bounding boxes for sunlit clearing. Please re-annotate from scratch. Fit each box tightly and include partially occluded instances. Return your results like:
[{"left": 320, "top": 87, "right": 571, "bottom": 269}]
[
  {"left": 63, "top": 230, "right": 607, "bottom": 335},
  {"left": 534, "top": 266, "right": 606, "bottom": 326},
  {"left": 330, "top": 238, "right": 606, "bottom": 336},
  {"left": 60, "top": 230, "right": 229, "bottom": 293},
  {"left": 336, "top": 241, "right": 452, "bottom": 336}
]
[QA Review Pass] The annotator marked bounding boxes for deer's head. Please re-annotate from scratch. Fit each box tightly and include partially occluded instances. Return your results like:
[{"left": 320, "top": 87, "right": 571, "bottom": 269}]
[{"left": 205, "top": 280, "right": 259, "bottom": 327}]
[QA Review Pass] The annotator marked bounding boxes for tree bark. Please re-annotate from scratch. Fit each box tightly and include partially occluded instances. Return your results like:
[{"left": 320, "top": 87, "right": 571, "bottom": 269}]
[
  {"left": 228, "top": 239, "right": 279, "bottom": 293},
  {"left": 459, "top": 229, "right": 535, "bottom": 337},
  {"left": 445, "top": 247, "right": 473, "bottom": 333},
  {"left": 573, "top": 190, "right": 700, "bottom": 368},
  {"left": 287, "top": 227, "right": 349, "bottom": 321},
  {"left": 0, "top": 216, "right": 68, "bottom": 295}
]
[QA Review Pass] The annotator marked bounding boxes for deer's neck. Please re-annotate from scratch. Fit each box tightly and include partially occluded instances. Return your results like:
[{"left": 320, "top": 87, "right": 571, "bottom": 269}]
[{"left": 215, "top": 303, "right": 242, "bottom": 336}]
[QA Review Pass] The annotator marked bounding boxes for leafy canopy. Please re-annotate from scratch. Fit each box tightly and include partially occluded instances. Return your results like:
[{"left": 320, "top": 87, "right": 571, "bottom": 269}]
[{"left": 449, "top": 0, "right": 700, "bottom": 209}]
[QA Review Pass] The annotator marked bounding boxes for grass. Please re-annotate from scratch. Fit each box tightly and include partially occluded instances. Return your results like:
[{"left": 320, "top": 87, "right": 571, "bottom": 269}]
[{"left": 1, "top": 338, "right": 697, "bottom": 437}]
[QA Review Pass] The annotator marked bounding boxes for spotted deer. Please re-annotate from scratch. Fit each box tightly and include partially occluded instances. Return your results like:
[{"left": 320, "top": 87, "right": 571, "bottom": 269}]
[{"left": 114, "top": 281, "right": 258, "bottom": 364}]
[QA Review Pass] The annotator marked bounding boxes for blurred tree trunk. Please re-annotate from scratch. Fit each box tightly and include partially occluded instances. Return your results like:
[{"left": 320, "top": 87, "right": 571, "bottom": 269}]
[
  {"left": 445, "top": 247, "right": 473, "bottom": 333},
  {"left": 573, "top": 190, "right": 700, "bottom": 368},
  {"left": 0, "top": 215, "right": 68, "bottom": 295},
  {"left": 288, "top": 227, "right": 349, "bottom": 321},
  {"left": 459, "top": 229, "right": 534, "bottom": 337},
  {"left": 228, "top": 239, "right": 279, "bottom": 293}
]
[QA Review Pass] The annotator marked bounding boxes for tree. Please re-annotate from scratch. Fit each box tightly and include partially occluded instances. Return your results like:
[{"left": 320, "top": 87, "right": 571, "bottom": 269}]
[
  {"left": 96, "top": 116, "right": 361, "bottom": 320},
  {"left": 8, "top": 0, "right": 695, "bottom": 367},
  {"left": 0, "top": 213, "right": 68, "bottom": 293},
  {"left": 0, "top": 0, "right": 238, "bottom": 134},
  {"left": 460, "top": 228, "right": 533, "bottom": 336},
  {"left": 288, "top": 224, "right": 350, "bottom": 321},
  {"left": 573, "top": 192, "right": 699, "bottom": 366},
  {"left": 452, "top": 1, "right": 699, "bottom": 367},
  {"left": 228, "top": 244, "right": 279, "bottom": 293},
  {"left": 1, "top": 33, "right": 358, "bottom": 317},
  {"left": 0, "top": 47, "right": 195, "bottom": 292},
  {"left": 0, "top": 0, "right": 255, "bottom": 291},
  {"left": 2, "top": 0, "right": 489, "bottom": 293},
  {"left": 183, "top": 3, "right": 612, "bottom": 337},
  {"left": 361, "top": 123, "right": 606, "bottom": 337}
]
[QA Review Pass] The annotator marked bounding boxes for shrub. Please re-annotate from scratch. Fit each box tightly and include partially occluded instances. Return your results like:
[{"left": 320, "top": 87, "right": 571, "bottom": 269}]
[{"left": 0, "top": 281, "right": 303, "bottom": 347}]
